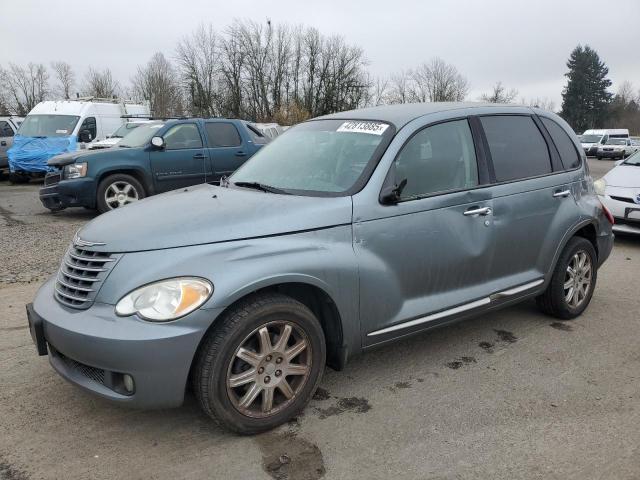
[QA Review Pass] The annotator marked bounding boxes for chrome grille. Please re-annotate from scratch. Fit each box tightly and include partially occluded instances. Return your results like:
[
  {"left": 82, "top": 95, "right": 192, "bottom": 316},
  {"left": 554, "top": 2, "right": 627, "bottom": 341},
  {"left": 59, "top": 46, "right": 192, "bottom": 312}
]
[{"left": 55, "top": 245, "right": 118, "bottom": 309}]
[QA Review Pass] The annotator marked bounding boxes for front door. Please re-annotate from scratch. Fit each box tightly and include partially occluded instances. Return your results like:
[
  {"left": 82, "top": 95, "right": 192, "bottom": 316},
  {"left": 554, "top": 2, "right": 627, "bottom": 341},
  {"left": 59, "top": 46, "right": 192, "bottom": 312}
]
[
  {"left": 354, "top": 118, "right": 495, "bottom": 344},
  {"left": 203, "top": 121, "right": 248, "bottom": 180},
  {"left": 151, "top": 123, "right": 209, "bottom": 192}
]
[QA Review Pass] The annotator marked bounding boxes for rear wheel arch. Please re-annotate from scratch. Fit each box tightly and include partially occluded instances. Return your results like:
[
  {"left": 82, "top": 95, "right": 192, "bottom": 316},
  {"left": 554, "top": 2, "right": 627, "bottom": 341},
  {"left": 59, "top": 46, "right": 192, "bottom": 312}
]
[{"left": 547, "top": 220, "right": 599, "bottom": 282}]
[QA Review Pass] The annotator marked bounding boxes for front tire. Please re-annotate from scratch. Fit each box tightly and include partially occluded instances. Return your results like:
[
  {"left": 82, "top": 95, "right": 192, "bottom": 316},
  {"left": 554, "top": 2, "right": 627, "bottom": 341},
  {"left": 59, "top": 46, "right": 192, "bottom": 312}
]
[
  {"left": 96, "top": 174, "right": 145, "bottom": 213},
  {"left": 192, "top": 293, "right": 326, "bottom": 435},
  {"left": 536, "top": 237, "right": 597, "bottom": 320}
]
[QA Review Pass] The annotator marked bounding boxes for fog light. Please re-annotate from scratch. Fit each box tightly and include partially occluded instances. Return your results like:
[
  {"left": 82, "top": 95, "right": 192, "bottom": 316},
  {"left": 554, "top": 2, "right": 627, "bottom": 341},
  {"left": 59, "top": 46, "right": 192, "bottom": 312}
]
[{"left": 123, "top": 374, "right": 135, "bottom": 393}]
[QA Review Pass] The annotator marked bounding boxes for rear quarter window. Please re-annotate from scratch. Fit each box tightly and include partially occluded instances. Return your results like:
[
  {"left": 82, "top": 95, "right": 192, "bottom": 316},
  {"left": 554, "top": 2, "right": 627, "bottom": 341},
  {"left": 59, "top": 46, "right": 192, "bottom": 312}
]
[
  {"left": 540, "top": 117, "right": 581, "bottom": 170},
  {"left": 480, "top": 115, "right": 552, "bottom": 182}
]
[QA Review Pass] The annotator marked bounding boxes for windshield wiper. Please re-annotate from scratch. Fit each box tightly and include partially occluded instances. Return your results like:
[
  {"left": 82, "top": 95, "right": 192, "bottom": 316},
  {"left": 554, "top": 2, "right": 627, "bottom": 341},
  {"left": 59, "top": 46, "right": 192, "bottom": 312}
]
[
  {"left": 233, "top": 181, "right": 290, "bottom": 195},
  {"left": 118, "top": 145, "right": 131, "bottom": 148}
]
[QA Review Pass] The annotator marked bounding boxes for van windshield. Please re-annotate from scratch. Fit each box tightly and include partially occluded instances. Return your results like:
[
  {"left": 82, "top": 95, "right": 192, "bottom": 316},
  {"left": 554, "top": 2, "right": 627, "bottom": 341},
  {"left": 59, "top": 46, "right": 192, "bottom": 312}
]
[
  {"left": 581, "top": 134, "right": 601, "bottom": 143},
  {"left": 230, "top": 119, "right": 394, "bottom": 195},
  {"left": 119, "top": 122, "right": 164, "bottom": 148},
  {"left": 18, "top": 115, "right": 80, "bottom": 137}
]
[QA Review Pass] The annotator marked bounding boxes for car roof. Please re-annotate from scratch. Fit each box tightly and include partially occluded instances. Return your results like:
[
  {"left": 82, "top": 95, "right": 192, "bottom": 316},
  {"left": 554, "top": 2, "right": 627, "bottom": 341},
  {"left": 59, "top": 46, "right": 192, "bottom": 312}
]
[{"left": 316, "top": 102, "right": 533, "bottom": 129}]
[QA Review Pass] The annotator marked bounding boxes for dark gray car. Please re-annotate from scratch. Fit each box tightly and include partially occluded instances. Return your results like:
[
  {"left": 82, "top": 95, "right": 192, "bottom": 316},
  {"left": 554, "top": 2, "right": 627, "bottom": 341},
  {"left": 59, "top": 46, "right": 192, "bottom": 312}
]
[{"left": 27, "top": 103, "right": 614, "bottom": 434}]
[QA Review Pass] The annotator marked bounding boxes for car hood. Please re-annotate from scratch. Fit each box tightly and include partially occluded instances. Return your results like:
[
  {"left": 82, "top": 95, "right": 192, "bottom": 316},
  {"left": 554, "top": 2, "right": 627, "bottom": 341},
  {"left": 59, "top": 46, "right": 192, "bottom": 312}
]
[
  {"left": 77, "top": 184, "right": 353, "bottom": 253},
  {"left": 604, "top": 164, "right": 640, "bottom": 188},
  {"left": 48, "top": 147, "right": 124, "bottom": 167}
]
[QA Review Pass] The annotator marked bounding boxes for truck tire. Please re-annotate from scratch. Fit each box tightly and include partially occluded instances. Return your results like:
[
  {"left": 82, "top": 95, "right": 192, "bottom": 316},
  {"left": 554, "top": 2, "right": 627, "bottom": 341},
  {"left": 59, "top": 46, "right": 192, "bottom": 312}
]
[{"left": 96, "top": 173, "right": 145, "bottom": 213}]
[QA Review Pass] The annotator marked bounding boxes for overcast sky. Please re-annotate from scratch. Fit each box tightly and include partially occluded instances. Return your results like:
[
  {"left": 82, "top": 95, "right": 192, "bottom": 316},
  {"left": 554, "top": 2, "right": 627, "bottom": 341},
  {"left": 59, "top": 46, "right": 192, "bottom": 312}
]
[{"left": 3, "top": 0, "right": 639, "bottom": 109}]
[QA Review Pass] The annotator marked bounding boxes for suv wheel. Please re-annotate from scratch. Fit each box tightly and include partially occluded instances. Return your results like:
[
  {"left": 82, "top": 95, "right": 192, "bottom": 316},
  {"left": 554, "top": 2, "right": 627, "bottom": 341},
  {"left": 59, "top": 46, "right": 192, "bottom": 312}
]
[
  {"left": 536, "top": 237, "right": 597, "bottom": 320},
  {"left": 9, "top": 172, "right": 30, "bottom": 184},
  {"left": 193, "top": 293, "right": 326, "bottom": 435},
  {"left": 96, "top": 174, "right": 145, "bottom": 213}
]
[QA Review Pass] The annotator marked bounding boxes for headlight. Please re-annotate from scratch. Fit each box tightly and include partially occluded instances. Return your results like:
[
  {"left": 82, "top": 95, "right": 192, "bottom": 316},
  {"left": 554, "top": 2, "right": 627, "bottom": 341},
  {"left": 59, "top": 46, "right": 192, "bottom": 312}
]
[
  {"left": 115, "top": 277, "right": 213, "bottom": 321},
  {"left": 65, "top": 162, "right": 88, "bottom": 179},
  {"left": 593, "top": 178, "right": 607, "bottom": 196}
]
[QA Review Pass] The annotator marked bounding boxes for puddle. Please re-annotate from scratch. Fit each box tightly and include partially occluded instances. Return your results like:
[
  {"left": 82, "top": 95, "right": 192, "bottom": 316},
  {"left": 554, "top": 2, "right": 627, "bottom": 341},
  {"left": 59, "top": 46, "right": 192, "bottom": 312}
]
[
  {"left": 257, "top": 432, "right": 325, "bottom": 480},
  {"left": 494, "top": 329, "right": 518, "bottom": 343},
  {"left": 550, "top": 322, "right": 573, "bottom": 332},
  {"left": 315, "top": 396, "right": 371, "bottom": 419}
]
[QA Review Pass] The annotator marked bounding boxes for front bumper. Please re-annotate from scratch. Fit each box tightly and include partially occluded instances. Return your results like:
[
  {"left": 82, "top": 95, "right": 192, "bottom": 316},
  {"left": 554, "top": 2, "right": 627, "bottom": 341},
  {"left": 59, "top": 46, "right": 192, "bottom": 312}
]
[
  {"left": 29, "top": 278, "right": 223, "bottom": 408},
  {"left": 583, "top": 146, "right": 599, "bottom": 157},
  {"left": 597, "top": 150, "right": 625, "bottom": 159},
  {"left": 39, "top": 175, "right": 97, "bottom": 210},
  {"left": 600, "top": 193, "right": 640, "bottom": 235}
]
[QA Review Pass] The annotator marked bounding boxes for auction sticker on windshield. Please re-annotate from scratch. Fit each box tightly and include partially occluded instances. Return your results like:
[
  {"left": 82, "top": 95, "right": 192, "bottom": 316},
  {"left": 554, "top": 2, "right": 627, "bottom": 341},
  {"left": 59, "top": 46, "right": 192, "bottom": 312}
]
[{"left": 337, "top": 121, "right": 389, "bottom": 135}]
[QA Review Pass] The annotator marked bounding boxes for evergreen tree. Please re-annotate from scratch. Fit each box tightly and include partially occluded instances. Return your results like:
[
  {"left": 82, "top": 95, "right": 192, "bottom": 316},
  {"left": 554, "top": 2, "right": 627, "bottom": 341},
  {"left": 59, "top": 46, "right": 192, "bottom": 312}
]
[{"left": 560, "top": 45, "right": 612, "bottom": 132}]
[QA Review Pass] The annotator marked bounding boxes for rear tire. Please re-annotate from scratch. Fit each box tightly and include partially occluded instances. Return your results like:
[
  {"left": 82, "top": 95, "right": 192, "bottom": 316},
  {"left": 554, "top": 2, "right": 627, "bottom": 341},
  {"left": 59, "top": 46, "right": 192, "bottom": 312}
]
[
  {"left": 536, "top": 237, "right": 597, "bottom": 320},
  {"left": 9, "top": 172, "right": 30, "bottom": 184},
  {"left": 192, "top": 292, "right": 326, "bottom": 435},
  {"left": 96, "top": 173, "right": 145, "bottom": 213}
]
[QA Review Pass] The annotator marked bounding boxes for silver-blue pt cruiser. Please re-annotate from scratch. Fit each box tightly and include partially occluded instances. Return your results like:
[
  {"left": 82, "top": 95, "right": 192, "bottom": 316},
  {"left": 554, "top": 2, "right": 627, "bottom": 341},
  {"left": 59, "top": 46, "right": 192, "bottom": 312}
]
[{"left": 27, "top": 103, "right": 614, "bottom": 434}]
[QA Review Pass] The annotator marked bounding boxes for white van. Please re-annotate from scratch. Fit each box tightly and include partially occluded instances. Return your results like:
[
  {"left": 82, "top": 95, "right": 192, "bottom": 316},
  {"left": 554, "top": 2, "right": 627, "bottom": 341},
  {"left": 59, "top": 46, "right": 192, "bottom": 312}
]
[
  {"left": 8, "top": 98, "right": 149, "bottom": 179},
  {"left": 580, "top": 128, "right": 630, "bottom": 156}
]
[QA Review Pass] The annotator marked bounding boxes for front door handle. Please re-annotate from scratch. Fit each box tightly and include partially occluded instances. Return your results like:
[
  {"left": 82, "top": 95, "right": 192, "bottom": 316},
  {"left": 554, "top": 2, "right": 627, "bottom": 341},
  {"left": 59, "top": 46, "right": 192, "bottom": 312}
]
[
  {"left": 463, "top": 206, "right": 492, "bottom": 216},
  {"left": 193, "top": 153, "right": 206, "bottom": 159},
  {"left": 553, "top": 189, "right": 571, "bottom": 198},
  {"left": 235, "top": 151, "right": 247, "bottom": 157}
]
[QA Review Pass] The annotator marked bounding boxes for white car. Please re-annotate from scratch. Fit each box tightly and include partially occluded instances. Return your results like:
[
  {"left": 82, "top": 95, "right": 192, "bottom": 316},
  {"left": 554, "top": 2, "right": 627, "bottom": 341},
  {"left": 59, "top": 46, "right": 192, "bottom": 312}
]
[
  {"left": 596, "top": 138, "right": 637, "bottom": 160},
  {"left": 595, "top": 151, "right": 640, "bottom": 234},
  {"left": 88, "top": 120, "right": 155, "bottom": 150}
]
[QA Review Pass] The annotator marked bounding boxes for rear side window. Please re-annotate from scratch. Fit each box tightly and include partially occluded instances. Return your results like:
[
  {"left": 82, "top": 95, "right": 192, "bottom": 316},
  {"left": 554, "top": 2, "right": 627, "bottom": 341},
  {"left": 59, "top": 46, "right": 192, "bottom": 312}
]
[
  {"left": 480, "top": 115, "right": 552, "bottom": 182},
  {"left": 394, "top": 119, "right": 478, "bottom": 199},
  {"left": 540, "top": 117, "right": 581, "bottom": 170},
  {"left": 205, "top": 122, "right": 241, "bottom": 147}
]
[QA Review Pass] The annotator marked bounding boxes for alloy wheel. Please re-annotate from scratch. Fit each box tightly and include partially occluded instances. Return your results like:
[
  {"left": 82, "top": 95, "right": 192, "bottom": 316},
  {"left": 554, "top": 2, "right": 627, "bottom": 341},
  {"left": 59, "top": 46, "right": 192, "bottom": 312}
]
[
  {"left": 564, "top": 250, "right": 593, "bottom": 308},
  {"left": 226, "top": 321, "right": 312, "bottom": 418},
  {"left": 104, "top": 181, "right": 139, "bottom": 209}
]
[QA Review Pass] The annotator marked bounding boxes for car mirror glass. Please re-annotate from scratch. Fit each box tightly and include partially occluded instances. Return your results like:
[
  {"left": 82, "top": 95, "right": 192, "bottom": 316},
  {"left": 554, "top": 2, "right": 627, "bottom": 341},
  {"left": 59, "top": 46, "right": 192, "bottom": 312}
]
[{"left": 151, "top": 136, "right": 165, "bottom": 148}]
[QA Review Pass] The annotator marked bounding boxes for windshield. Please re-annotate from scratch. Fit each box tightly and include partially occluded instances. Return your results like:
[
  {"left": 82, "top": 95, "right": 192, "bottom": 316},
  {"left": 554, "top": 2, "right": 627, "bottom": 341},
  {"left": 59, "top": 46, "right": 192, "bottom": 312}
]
[
  {"left": 581, "top": 134, "right": 601, "bottom": 143},
  {"left": 18, "top": 115, "right": 80, "bottom": 137},
  {"left": 119, "top": 122, "right": 164, "bottom": 148},
  {"left": 623, "top": 150, "right": 640, "bottom": 165},
  {"left": 230, "top": 119, "right": 394, "bottom": 194},
  {"left": 112, "top": 122, "right": 144, "bottom": 138},
  {"left": 607, "top": 139, "right": 626, "bottom": 145}
]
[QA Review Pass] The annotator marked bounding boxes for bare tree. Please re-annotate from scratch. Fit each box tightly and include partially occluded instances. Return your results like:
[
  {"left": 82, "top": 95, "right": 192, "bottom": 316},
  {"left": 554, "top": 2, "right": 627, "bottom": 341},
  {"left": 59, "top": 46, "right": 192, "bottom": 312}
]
[
  {"left": 0, "top": 62, "right": 49, "bottom": 115},
  {"left": 175, "top": 24, "right": 221, "bottom": 117},
  {"left": 132, "top": 52, "right": 181, "bottom": 117},
  {"left": 480, "top": 81, "right": 518, "bottom": 103},
  {"left": 525, "top": 97, "right": 556, "bottom": 112},
  {"left": 83, "top": 67, "right": 119, "bottom": 98},
  {"left": 51, "top": 61, "right": 75, "bottom": 99},
  {"left": 410, "top": 58, "right": 469, "bottom": 102},
  {"left": 386, "top": 70, "right": 412, "bottom": 104}
]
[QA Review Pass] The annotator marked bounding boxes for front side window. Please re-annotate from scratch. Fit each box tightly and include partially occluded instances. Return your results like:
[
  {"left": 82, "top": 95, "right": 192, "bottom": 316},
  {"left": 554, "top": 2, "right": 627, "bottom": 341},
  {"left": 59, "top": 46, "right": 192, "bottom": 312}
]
[
  {"left": 231, "top": 119, "right": 393, "bottom": 194},
  {"left": 79, "top": 117, "right": 97, "bottom": 141},
  {"left": 205, "top": 122, "right": 241, "bottom": 147},
  {"left": 480, "top": 115, "right": 552, "bottom": 182},
  {"left": 541, "top": 117, "right": 580, "bottom": 170},
  {"left": 0, "top": 121, "right": 13, "bottom": 137},
  {"left": 163, "top": 124, "right": 203, "bottom": 150},
  {"left": 394, "top": 119, "right": 478, "bottom": 199},
  {"left": 17, "top": 114, "right": 80, "bottom": 137}
]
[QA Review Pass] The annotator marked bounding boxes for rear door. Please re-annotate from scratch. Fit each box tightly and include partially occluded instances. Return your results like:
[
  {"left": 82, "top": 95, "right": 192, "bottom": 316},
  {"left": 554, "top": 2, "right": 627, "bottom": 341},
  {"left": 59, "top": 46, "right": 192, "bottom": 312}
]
[
  {"left": 0, "top": 121, "right": 15, "bottom": 167},
  {"left": 150, "top": 122, "right": 209, "bottom": 192},
  {"left": 203, "top": 120, "right": 248, "bottom": 181},
  {"left": 479, "top": 114, "right": 582, "bottom": 292}
]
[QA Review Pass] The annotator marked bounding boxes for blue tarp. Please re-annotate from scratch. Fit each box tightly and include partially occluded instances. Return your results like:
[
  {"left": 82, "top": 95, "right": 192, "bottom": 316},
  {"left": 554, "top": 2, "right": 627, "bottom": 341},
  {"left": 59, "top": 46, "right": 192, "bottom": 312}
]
[{"left": 8, "top": 135, "right": 77, "bottom": 173}]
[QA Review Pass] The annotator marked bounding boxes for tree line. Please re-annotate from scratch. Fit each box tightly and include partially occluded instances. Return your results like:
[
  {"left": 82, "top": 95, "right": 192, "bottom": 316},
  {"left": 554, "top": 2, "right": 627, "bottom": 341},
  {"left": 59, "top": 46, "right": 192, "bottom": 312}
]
[{"left": 1, "top": 20, "right": 638, "bottom": 134}]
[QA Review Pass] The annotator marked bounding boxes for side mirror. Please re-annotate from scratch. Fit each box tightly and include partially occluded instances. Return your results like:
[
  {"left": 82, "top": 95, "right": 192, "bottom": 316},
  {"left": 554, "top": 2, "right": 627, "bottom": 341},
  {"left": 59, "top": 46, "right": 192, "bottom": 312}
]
[
  {"left": 78, "top": 129, "right": 92, "bottom": 143},
  {"left": 151, "top": 136, "right": 165, "bottom": 149},
  {"left": 380, "top": 178, "right": 408, "bottom": 205}
]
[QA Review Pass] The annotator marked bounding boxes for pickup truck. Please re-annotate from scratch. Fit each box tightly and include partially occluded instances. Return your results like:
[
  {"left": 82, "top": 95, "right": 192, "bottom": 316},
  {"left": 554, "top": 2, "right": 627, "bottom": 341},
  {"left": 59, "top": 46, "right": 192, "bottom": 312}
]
[
  {"left": 0, "top": 116, "right": 24, "bottom": 178},
  {"left": 39, "top": 118, "right": 268, "bottom": 213}
]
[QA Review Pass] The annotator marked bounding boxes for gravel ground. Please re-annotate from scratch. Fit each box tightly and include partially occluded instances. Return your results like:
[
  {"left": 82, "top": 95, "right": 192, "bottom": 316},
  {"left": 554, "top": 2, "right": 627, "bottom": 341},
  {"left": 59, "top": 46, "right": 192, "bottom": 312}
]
[{"left": 1, "top": 159, "right": 639, "bottom": 480}]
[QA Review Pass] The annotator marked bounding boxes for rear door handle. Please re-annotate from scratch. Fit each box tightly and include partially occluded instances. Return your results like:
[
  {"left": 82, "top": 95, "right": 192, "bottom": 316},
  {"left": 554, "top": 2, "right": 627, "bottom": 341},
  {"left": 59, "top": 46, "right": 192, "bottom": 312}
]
[
  {"left": 553, "top": 189, "right": 571, "bottom": 198},
  {"left": 235, "top": 151, "right": 247, "bottom": 157},
  {"left": 193, "top": 153, "right": 206, "bottom": 159},
  {"left": 463, "top": 206, "right": 492, "bottom": 216}
]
